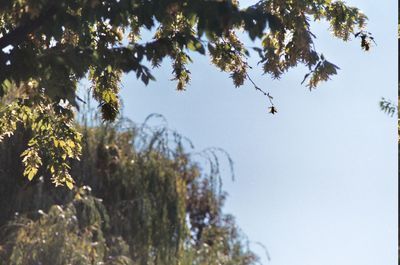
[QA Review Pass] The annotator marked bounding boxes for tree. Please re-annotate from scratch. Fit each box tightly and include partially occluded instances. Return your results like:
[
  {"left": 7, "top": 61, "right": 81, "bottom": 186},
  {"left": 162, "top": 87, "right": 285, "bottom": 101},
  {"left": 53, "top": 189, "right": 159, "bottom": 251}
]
[
  {"left": 0, "top": 115, "right": 259, "bottom": 265},
  {"left": 0, "top": 0, "right": 371, "bottom": 187}
]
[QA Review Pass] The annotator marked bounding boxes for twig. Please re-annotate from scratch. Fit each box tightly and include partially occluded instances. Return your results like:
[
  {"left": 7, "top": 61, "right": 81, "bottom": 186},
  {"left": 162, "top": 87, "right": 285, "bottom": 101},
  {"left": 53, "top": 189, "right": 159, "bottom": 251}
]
[{"left": 246, "top": 73, "right": 274, "bottom": 106}]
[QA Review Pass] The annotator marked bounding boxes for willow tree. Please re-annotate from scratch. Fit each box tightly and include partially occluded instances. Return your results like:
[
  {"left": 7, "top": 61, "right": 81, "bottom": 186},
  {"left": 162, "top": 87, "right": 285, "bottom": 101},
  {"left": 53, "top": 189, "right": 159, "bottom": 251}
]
[
  {"left": 0, "top": 116, "right": 260, "bottom": 265},
  {"left": 0, "top": 0, "right": 371, "bottom": 187}
]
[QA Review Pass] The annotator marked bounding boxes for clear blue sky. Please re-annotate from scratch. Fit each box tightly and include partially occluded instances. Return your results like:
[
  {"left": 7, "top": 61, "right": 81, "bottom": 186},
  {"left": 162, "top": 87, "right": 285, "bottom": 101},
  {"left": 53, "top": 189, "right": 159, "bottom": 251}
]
[{"left": 118, "top": 1, "right": 397, "bottom": 264}]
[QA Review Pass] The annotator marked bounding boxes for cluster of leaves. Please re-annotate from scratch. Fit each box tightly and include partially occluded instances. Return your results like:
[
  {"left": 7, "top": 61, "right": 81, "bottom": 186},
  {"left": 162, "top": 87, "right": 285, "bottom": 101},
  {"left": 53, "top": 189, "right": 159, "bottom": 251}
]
[
  {"left": 379, "top": 97, "right": 398, "bottom": 143},
  {"left": 0, "top": 194, "right": 109, "bottom": 265},
  {"left": 354, "top": 30, "right": 375, "bottom": 51},
  {"left": 0, "top": 81, "right": 81, "bottom": 187},
  {"left": 0, "top": 0, "right": 369, "bottom": 186},
  {"left": 0, "top": 116, "right": 260, "bottom": 265},
  {"left": 380, "top": 98, "right": 397, "bottom": 117},
  {"left": 301, "top": 54, "right": 339, "bottom": 89}
]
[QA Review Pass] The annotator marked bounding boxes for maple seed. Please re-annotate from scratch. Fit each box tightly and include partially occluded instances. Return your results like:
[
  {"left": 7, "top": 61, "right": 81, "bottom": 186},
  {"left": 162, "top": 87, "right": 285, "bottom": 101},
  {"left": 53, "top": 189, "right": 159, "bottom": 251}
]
[{"left": 269, "top": 106, "right": 277, "bottom": 114}]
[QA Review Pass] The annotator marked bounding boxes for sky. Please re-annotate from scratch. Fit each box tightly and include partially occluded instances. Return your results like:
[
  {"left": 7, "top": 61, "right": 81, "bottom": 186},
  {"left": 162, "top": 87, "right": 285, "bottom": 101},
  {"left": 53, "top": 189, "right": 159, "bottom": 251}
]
[{"left": 117, "top": 1, "right": 397, "bottom": 264}]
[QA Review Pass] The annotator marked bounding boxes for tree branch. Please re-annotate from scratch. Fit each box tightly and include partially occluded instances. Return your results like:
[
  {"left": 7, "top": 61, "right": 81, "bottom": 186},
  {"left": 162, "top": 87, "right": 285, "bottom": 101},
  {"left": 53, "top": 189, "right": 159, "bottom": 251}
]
[{"left": 0, "top": 6, "right": 57, "bottom": 50}]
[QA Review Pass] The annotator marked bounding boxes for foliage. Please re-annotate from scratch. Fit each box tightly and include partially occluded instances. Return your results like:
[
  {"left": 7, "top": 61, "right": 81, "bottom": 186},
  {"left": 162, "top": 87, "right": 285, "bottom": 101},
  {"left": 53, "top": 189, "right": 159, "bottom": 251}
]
[
  {"left": 0, "top": 196, "right": 108, "bottom": 265},
  {"left": 0, "top": 83, "right": 81, "bottom": 187},
  {"left": 0, "top": 0, "right": 369, "bottom": 186},
  {"left": 379, "top": 97, "right": 398, "bottom": 144},
  {"left": 0, "top": 116, "right": 259, "bottom": 265},
  {"left": 380, "top": 98, "right": 397, "bottom": 117}
]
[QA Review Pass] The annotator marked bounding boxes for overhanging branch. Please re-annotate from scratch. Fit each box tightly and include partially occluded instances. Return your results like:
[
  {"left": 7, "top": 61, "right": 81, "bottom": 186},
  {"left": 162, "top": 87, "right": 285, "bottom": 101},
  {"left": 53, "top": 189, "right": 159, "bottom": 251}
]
[{"left": 0, "top": 6, "right": 57, "bottom": 50}]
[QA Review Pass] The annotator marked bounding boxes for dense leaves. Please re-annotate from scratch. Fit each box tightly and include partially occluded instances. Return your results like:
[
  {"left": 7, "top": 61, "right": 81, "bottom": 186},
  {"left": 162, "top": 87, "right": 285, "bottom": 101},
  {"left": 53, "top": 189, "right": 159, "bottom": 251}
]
[
  {"left": 0, "top": 116, "right": 259, "bottom": 265},
  {"left": 0, "top": 0, "right": 368, "bottom": 186}
]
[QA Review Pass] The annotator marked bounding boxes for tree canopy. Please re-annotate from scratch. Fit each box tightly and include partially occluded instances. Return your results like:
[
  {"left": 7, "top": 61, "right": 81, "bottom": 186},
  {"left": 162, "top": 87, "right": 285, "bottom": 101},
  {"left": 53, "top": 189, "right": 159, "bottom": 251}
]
[{"left": 0, "top": 0, "right": 371, "bottom": 187}]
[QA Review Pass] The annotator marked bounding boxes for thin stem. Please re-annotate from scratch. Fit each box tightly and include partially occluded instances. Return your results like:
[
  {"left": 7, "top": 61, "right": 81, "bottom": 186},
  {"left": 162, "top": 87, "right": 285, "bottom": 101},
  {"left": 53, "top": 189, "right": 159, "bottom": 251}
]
[{"left": 246, "top": 73, "right": 274, "bottom": 106}]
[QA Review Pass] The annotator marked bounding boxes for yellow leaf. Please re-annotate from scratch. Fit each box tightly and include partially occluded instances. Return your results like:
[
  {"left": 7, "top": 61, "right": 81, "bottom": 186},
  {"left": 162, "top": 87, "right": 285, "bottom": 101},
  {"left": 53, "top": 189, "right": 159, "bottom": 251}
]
[
  {"left": 59, "top": 140, "right": 65, "bottom": 147},
  {"left": 74, "top": 192, "right": 82, "bottom": 200},
  {"left": 67, "top": 139, "right": 75, "bottom": 148},
  {"left": 20, "top": 149, "right": 29, "bottom": 157},
  {"left": 66, "top": 180, "right": 74, "bottom": 190},
  {"left": 27, "top": 168, "right": 37, "bottom": 181}
]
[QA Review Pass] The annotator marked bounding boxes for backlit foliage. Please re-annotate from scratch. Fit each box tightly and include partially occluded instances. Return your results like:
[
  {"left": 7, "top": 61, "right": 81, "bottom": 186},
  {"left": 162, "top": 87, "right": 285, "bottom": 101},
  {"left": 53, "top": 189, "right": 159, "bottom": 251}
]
[{"left": 0, "top": 0, "right": 368, "bottom": 186}]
